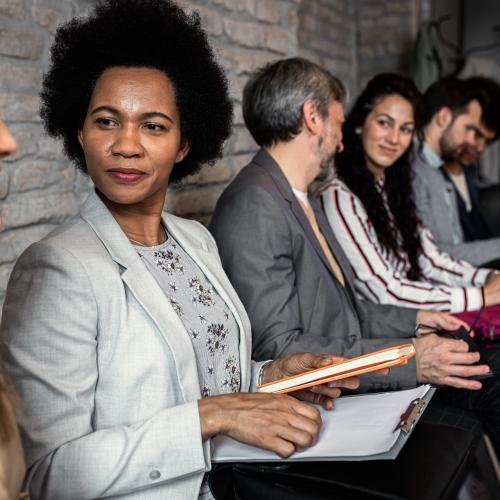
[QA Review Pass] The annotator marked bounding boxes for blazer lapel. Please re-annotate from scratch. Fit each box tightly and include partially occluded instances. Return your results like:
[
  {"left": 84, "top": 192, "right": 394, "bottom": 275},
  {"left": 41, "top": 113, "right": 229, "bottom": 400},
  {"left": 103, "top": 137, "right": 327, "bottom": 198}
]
[
  {"left": 79, "top": 190, "right": 201, "bottom": 400},
  {"left": 164, "top": 215, "right": 252, "bottom": 391},
  {"left": 253, "top": 150, "right": 344, "bottom": 284}
]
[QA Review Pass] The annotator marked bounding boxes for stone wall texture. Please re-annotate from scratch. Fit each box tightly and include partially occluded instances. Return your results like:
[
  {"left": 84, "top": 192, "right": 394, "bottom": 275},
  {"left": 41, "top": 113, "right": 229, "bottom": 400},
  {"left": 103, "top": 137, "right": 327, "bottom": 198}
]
[{"left": 0, "top": 0, "right": 424, "bottom": 309}]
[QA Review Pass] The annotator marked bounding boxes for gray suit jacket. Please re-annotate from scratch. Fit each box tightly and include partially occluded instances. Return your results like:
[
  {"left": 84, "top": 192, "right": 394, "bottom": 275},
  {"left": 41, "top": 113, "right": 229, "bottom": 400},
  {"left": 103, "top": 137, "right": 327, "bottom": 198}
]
[
  {"left": 1, "top": 190, "right": 260, "bottom": 500},
  {"left": 210, "top": 150, "right": 418, "bottom": 391},
  {"left": 411, "top": 144, "right": 500, "bottom": 266}
]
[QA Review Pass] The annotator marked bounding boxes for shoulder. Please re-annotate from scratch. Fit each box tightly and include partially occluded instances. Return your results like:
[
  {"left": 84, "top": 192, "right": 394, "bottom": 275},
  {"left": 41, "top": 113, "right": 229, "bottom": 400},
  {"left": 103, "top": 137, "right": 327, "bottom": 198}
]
[
  {"left": 10, "top": 217, "right": 119, "bottom": 295},
  {"left": 323, "top": 178, "right": 362, "bottom": 213},
  {"left": 217, "top": 162, "right": 280, "bottom": 204},
  {"left": 213, "top": 168, "right": 285, "bottom": 223},
  {"left": 17, "top": 216, "right": 103, "bottom": 264},
  {"left": 325, "top": 178, "right": 356, "bottom": 198}
]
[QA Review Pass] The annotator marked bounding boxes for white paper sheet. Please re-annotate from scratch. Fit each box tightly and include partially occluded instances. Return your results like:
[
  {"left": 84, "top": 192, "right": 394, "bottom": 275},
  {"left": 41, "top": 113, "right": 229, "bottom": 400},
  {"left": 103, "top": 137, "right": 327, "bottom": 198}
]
[{"left": 212, "top": 385, "right": 431, "bottom": 462}]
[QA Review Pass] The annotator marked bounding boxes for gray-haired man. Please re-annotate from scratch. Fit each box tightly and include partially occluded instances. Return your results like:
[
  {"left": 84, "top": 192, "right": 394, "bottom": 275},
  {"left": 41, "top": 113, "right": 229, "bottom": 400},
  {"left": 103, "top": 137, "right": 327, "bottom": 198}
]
[{"left": 210, "top": 58, "right": 500, "bottom": 455}]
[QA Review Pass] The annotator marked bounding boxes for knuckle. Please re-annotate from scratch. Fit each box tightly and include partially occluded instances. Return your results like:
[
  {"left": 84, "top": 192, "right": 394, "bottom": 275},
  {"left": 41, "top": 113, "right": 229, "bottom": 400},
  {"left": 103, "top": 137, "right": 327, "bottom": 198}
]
[{"left": 279, "top": 442, "right": 295, "bottom": 458}]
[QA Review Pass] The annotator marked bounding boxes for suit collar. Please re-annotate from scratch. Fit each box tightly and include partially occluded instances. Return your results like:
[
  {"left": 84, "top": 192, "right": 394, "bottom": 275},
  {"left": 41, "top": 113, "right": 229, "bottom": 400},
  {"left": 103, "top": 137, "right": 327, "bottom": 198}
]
[
  {"left": 79, "top": 189, "right": 251, "bottom": 396},
  {"left": 79, "top": 190, "right": 210, "bottom": 270},
  {"left": 252, "top": 149, "right": 353, "bottom": 289},
  {"left": 253, "top": 148, "right": 295, "bottom": 202}
]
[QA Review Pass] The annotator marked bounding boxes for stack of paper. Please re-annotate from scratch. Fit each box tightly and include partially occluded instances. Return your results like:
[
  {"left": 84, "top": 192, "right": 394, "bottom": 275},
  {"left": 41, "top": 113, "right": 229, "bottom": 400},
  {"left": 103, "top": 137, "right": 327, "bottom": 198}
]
[{"left": 212, "top": 385, "right": 433, "bottom": 462}]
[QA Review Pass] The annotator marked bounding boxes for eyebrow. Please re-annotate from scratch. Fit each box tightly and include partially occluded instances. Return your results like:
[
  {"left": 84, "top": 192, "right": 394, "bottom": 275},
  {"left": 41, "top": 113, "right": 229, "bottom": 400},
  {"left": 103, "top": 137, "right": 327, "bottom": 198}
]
[
  {"left": 89, "top": 106, "right": 174, "bottom": 124},
  {"left": 375, "top": 113, "right": 414, "bottom": 126}
]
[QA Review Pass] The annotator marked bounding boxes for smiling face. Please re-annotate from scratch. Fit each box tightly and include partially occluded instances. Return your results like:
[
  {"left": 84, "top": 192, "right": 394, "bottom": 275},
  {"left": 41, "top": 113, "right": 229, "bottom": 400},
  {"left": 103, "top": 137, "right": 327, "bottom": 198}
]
[
  {"left": 358, "top": 94, "right": 415, "bottom": 180},
  {"left": 78, "top": 66, "right": 189, "bottom": 210}
]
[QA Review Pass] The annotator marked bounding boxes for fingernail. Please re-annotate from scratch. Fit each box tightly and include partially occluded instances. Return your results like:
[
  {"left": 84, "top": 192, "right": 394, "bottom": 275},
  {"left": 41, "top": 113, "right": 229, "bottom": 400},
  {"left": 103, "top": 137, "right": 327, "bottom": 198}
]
[
  {"left": 328, "top": 381, "right": 338, "bottom": 388},
  {"left": 320, "top": 358, "right": 333, "bottom": 365}
]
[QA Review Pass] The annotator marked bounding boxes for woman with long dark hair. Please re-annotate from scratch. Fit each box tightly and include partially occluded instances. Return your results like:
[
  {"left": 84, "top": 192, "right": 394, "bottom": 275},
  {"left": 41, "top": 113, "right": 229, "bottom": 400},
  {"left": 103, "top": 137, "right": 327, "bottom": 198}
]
[{"left": 322, "top": 73, "right": 500, "bottom": 313}]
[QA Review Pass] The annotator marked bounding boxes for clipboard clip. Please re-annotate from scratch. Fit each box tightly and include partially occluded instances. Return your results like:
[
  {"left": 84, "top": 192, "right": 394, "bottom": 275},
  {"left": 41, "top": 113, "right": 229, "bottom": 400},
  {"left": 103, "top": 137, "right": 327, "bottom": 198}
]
[{"left": 393, "top": 398, "right": 426, "bottom": 434}]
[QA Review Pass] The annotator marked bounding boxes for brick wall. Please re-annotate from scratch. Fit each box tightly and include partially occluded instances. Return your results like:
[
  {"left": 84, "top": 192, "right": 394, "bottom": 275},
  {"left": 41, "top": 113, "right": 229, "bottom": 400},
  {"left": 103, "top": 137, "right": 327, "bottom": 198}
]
[
  {"left": 297, "top": 0, "right": 357, "bottom": 99},
  {"left": 169, "top": 0, "right": 300, "bottom": 223},
  {"left": 0, "top": 0, "right": 93, "bottom": 306},
  {"left": 0, "top": 0, "right": 422, "bottom": 307},
  {"left": 355, "top": 0, "right": 420, "bottom": 89}
]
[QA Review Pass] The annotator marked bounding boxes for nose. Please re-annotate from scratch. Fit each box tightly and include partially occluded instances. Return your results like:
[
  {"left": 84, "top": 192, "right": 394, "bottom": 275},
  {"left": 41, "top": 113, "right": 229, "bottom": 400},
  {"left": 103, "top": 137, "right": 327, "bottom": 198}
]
[
  {"left": 337, "top": 140, "right": 344, "bottom": 153},
  {"left": 386, "top": 127, "right": 399, "bottom": 145},
  {"left": 476, "top": 139, "right": 487, "bottom": 155},
  {"left": 465, "top": 129, "right": 476, "bottom": 146},
  {"left": 0, "top": 121, "right": 18, "bottom": 159},
  {"left": 111, "top": 124, "right": 143, "bottom": 158}
]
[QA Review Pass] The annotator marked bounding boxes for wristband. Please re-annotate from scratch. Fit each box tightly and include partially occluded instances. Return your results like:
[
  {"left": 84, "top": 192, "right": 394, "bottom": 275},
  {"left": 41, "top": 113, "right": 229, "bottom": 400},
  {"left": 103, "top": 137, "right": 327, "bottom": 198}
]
[{"left": 258, "top": 360, "right": 273, "bottom": 386}]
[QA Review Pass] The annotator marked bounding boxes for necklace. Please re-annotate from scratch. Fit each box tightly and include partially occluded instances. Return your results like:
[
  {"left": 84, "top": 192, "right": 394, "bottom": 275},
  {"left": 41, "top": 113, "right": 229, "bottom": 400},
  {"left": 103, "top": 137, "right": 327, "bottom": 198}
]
[{"left": 128, "top": 227, "right": 168, "bottom": 247}]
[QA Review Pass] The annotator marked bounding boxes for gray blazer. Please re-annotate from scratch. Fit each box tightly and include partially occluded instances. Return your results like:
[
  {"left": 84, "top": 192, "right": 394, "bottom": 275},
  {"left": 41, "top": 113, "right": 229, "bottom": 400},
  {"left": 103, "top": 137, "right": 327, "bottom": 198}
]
[
  {"left": 210, "top": 149, "right": 418, "bottom": 391},
  {"left": 1, "top": 190, "right": 260, "bottom": 500},
  {"left": 411, "top": 144, "right": 500, "bottom": 266}
]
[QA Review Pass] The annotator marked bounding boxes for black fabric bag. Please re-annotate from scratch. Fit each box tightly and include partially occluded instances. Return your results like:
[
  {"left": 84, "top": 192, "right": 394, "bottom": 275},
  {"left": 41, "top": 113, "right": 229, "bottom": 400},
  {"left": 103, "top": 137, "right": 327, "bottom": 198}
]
[{"left": 209, "top": 423, "right": 478, "bottom": 500}]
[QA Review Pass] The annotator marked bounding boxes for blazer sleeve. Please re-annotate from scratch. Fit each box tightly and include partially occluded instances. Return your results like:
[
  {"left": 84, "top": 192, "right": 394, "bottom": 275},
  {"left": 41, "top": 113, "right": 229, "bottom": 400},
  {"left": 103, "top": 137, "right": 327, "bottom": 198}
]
[
  {"left": 412, "top": 165, "right": 437, "bottom": 237},
  {"left": 1, "top": 242, "right": 209, "bottom": 499},
  {"left": 441, "top": 237, "right": 500, "bottom": 268},
  {"left": 211, "top": 187, "right": 417, "bottom": 390},
  {"left": 412, "top": 161, "right": 500, "bottom": 267}
]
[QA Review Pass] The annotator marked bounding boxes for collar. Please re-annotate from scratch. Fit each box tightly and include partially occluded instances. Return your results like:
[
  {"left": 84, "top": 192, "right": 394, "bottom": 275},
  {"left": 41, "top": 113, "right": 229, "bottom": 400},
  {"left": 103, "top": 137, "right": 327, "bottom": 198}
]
[
  {"left": 421, "top": 141, "right": 444, "bottom": 169},
  {"left": 292, "top": 187, "right": 310, "bottom": 206}
]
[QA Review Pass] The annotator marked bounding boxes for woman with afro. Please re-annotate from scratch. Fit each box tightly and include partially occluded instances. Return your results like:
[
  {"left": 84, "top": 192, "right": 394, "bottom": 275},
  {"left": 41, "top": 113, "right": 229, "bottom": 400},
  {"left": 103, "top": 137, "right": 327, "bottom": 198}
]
[{"left": 0, "top": 1, "right": 356, "bottom": 498}]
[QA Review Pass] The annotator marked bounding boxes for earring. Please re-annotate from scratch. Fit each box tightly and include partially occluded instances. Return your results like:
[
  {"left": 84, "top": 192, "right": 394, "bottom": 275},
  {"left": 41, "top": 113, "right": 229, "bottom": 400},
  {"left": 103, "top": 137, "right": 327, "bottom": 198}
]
[{"left": 355, "top": 127, "right": 362, "bottom": 135}]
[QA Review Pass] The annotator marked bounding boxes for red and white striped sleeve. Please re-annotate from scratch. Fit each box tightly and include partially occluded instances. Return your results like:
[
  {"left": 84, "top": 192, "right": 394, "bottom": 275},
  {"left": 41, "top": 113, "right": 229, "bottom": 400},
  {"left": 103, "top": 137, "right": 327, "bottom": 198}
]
[
  {"left": 418, "top": 227, "right": 489, "bottom": 309},
  {"left": 321, "top": 181, "right": 483, "bottom": 313}
]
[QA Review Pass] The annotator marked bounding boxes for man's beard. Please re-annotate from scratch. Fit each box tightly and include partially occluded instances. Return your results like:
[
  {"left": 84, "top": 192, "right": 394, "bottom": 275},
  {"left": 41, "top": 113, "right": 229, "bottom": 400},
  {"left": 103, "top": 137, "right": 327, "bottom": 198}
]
[
  {"left": 456, "top": 145, "right": 478, "bottom": 167},
  {"left": 316, "top": 134, "right": 339, "bottom": 183},
  {"left": 439, "top": 126, "right": 465, "bottom": 163}
]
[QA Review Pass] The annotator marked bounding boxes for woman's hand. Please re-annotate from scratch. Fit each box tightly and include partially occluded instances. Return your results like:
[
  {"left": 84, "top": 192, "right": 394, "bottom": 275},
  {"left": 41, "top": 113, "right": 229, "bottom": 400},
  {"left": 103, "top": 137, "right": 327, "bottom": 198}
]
[
  {"left": 198, "top": 392, "right": 322, "bottom": 458},
  {"left": 484, "top": 273, "right": 500, "bottom": 307},
  {"left": 261, "top": 353, "right": 361, "bottom": 410}
]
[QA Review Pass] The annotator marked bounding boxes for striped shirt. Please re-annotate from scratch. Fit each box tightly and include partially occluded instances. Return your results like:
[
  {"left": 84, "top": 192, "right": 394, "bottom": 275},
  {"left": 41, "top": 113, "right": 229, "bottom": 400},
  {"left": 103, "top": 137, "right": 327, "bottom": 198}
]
[{"left": 322, "top": 178, "right": 491, "bottom": 313}]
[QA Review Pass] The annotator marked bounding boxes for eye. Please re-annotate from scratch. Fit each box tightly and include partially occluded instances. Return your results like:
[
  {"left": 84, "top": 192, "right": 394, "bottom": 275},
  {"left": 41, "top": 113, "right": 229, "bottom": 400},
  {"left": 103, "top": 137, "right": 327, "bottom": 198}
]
[
  {"left": 400, "top": 126, "right": 414, "bottom": 135},
  {"left": 377, "top": 118, "right": 390, "bottom": 128},
  {"left": 144, "top": 122, "right": 166, "bottom": 132},
  {"left": 95, "top": 117, "right": 117, "bottom": 128}
]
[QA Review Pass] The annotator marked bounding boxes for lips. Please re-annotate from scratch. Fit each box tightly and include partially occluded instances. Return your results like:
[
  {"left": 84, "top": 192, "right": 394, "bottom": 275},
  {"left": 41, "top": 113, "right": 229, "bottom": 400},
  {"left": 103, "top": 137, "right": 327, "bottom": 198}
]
[
  {"left": 107, "top": 168, "right": 147, "bottom": 182},
  {"left": 378, "top": 145, "right": 398, "bottom": 155}
]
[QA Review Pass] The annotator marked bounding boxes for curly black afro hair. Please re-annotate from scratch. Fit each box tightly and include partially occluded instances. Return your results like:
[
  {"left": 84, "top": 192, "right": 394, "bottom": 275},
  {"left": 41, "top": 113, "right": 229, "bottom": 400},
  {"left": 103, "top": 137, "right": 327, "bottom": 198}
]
[{"left": 40, "top": 0, "right": 233, "bottom": 182}]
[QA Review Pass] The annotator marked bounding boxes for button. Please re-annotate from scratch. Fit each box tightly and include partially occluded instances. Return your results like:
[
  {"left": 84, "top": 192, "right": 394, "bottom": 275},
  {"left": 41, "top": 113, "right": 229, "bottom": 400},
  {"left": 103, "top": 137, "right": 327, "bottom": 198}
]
[{"left": 149, "top": 470, "right": 161, "bottom": 480}]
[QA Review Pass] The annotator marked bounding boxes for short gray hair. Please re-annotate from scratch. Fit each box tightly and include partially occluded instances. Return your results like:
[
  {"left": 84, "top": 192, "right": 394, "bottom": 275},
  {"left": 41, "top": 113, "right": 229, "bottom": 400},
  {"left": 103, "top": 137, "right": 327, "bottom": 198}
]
[{"left": 242, "top": 57, "right": 346, "bottom": 147}]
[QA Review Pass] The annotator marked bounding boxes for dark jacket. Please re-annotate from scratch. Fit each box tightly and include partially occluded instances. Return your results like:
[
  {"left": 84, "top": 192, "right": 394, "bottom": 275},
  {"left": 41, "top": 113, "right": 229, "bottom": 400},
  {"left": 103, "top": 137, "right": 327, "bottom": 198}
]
[{"left": 210, "top": 149, "right": 418, "bottom": 391}]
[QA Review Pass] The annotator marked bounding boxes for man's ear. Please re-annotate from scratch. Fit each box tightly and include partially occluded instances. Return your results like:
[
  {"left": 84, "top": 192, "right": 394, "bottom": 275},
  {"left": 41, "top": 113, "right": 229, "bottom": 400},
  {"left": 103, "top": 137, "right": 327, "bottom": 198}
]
[
  {"left": 302, "top": 100, "right": 322, "bottom": 135},
  {"left": 435, "top": 107, "right": 452, "bottom": 129}
]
